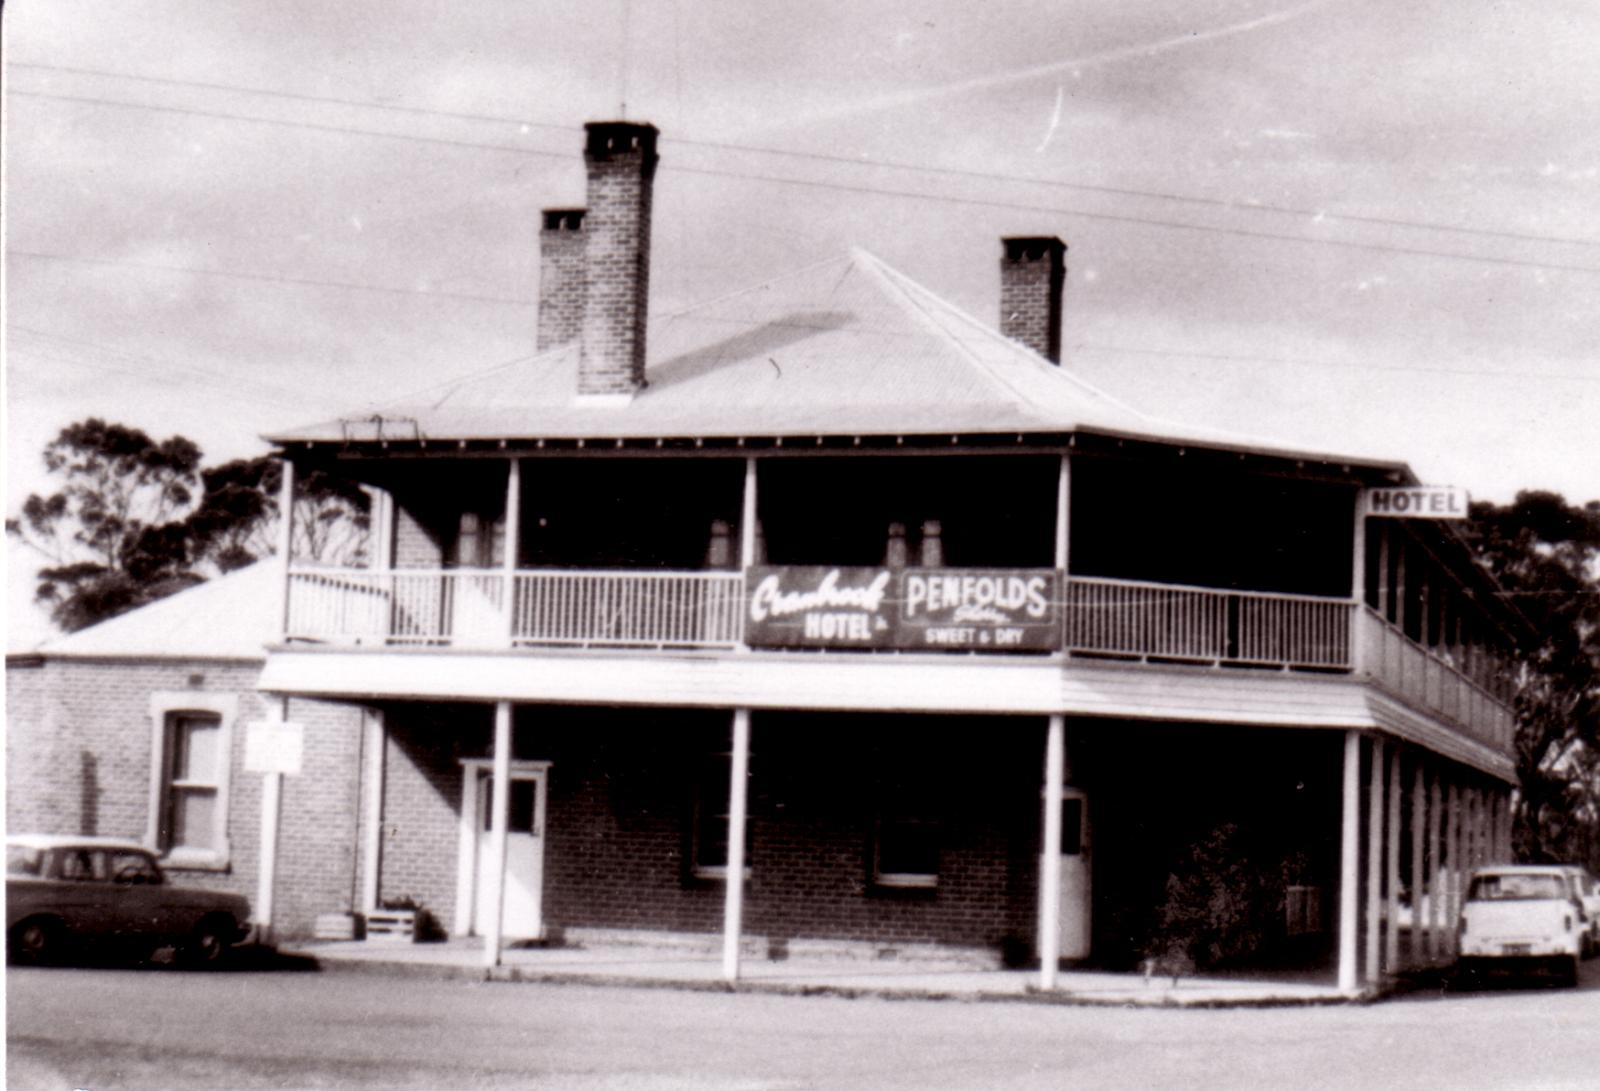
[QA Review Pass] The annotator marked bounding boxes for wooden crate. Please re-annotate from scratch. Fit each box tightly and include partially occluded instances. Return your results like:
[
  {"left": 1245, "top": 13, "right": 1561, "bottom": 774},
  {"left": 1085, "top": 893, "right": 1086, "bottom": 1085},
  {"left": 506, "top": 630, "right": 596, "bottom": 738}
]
[{"left": 363, "top": 909, "right": 417, "bottom": 943}]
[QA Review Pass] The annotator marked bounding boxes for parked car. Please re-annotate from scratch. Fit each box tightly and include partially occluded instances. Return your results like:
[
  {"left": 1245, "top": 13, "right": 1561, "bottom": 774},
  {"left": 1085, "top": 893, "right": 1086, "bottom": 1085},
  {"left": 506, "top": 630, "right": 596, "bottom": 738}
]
[
  {"left": 7, "top": 835, "right": 251, "bottom": 967},
  {"left": 1556, "top": 864, "right": 1600, "bottom": 958},
  {"left": 1456, "top": 865, "right": 1586, "bottom": 986}
]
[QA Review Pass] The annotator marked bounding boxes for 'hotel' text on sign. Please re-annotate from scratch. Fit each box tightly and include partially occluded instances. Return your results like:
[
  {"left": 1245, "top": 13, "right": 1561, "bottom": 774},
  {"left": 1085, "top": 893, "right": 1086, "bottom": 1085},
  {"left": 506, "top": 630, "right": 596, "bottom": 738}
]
[{"left": 1363, "top": 486, "right": 1469, "bottom": 520}]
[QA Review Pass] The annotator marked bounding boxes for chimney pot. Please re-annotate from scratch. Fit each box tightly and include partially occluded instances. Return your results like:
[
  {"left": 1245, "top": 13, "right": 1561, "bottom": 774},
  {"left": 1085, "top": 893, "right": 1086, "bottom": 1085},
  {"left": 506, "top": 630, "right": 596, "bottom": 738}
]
[{"left": 999, "top": 235, "right": 1067, "bottom": 364}]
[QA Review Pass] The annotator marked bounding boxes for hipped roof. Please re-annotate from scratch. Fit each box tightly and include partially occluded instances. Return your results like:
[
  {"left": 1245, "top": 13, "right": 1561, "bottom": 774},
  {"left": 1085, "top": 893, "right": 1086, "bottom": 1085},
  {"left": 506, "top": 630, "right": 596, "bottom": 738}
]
[
  {"left": 268, "top": 248, "right": 1408, "bottom": 475},
  {"left": 28, "top": 562, "right": 276, "bottom": 661}
]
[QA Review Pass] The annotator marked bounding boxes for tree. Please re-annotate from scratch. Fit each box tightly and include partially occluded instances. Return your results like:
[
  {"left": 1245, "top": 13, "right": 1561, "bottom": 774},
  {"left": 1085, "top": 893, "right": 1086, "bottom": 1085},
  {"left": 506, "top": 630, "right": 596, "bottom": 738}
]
[
  {"left": 8, "top": 420, "right": 205, "bottom": 631},
  {"left": 9, "top": 419, "right": 370, "bottom": 633},
  {"left": 186, "top": 457, "right": 370, "bottom": 572},
  {"left": 1465, "top": 491, "right": 1600, "bottom": 869}
]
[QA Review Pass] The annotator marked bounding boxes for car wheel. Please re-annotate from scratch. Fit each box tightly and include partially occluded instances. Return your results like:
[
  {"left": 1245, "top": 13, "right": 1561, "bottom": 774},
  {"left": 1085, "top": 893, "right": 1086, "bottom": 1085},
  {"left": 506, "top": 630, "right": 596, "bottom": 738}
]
[
  {"left": 179, "top": 915, "right": 235, "bottom": 968},
  {"left": 9, "top": 917, "right": 64, "bottom": 966}
]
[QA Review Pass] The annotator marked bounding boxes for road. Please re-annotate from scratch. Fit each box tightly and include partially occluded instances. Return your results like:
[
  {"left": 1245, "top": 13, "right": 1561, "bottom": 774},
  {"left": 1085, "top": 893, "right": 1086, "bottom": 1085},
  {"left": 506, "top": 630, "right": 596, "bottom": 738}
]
[{"left": 9, "top": 958, "right": 1600, "bottom": 1090}]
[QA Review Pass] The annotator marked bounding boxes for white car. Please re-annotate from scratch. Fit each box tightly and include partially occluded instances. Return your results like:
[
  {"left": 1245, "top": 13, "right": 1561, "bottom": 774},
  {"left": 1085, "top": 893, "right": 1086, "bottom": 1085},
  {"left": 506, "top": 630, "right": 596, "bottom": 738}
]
[
  {"left": 1556, "top": 865, "right": 1600, "bottom": 958},
  {"left": 1457, "top": 865, "right": 1586, "bottom": 986}
]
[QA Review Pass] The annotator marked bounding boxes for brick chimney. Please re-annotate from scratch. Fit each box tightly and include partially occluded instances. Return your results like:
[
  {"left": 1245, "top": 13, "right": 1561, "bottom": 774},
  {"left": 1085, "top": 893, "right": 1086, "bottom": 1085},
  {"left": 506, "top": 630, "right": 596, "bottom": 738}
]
[
  {"left": 999, "top": 236, "right": 1067, "bottom": 364},
  {"left": 578, "top": 121, "right": 659, "bottom": 397},
  {"left": 538, "top": 208, "right": 586, "bottom": 351}
]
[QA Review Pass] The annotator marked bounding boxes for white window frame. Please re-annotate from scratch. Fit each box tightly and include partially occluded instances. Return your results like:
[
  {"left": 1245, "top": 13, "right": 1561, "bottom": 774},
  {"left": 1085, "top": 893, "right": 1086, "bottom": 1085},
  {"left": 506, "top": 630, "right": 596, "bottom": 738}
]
[
  {"left": 690, "top": 748, "right": 752, "bottom": 881},
  {"left": 146, "top": 691, "right": 238, "bottom": 871}
]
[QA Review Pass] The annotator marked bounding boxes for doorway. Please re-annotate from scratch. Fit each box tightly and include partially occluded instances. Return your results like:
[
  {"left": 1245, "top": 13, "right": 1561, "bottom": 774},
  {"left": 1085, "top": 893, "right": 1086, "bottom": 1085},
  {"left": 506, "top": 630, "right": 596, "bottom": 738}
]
[{"left": 456, "top": 760, "right": 549, "bottom": 941}]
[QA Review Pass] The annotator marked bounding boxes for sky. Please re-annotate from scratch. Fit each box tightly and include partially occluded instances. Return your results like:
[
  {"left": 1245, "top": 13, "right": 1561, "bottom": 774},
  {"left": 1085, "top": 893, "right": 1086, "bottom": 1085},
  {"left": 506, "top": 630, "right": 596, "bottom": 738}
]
[{"left": 4, "top": 0, "right": 1598, "bottom": 649}]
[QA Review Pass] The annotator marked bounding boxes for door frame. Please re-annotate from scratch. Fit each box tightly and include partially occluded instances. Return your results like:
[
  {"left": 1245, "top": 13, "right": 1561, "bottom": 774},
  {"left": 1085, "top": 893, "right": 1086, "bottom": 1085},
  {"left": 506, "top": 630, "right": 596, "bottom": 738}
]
[{"left": 454, "top": 759, "right": 551, "bottom": 938}]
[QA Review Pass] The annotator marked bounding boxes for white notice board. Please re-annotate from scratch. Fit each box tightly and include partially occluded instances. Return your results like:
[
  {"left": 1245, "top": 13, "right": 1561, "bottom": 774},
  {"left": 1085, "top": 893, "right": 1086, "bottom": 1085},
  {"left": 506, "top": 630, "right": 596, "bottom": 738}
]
[{"left": 244, "top": 719, "right": 305, "bottom": 776}]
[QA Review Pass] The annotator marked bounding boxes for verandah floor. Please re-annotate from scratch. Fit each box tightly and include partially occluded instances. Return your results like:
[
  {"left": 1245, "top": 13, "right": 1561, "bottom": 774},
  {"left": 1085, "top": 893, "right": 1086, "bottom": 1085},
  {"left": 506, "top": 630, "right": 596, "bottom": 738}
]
[{"left": 286, "top": 936, "right": 1360, "bottom": 1007}]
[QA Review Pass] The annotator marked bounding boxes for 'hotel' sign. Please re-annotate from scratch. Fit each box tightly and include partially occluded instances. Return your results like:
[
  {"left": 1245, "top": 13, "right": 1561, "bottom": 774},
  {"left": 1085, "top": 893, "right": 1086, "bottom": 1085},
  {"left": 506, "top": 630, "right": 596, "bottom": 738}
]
[{"left": 1363, "top": 486, "right": 1469, "bottom": 520}]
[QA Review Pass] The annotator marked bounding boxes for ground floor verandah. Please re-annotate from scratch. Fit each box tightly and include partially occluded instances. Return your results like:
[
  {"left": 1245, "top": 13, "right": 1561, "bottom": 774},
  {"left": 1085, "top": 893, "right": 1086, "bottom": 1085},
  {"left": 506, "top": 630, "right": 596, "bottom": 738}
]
[
  {"left": 287, "top": 934, "right": 1357, "bottom": 1007},
  {"left": 342, "top": 699, "right": 1513, "bottom": 997}
]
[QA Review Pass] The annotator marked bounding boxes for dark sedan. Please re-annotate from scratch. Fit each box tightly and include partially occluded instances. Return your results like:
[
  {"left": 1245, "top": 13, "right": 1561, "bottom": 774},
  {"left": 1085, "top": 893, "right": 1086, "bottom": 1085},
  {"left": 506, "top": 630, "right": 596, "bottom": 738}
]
[{"left": 7, "top": 835, "right": 252, "bottom": 966}]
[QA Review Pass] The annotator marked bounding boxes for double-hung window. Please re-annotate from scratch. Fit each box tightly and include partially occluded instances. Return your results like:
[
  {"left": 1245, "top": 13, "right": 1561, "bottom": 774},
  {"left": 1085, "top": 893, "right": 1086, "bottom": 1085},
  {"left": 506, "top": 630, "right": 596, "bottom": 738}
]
[{"left": 147, "top": 693, "right": 237, "bottom": 869}]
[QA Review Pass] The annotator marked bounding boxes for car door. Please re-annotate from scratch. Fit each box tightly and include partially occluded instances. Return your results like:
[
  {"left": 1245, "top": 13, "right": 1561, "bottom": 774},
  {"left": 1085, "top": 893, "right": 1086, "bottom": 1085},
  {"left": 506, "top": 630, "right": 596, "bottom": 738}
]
[
  {"left": 105, "top": 849, "right": 176, "bottom": 945},
  {"left": 53, "top": 847, "right": 114, "bottom": 941}
]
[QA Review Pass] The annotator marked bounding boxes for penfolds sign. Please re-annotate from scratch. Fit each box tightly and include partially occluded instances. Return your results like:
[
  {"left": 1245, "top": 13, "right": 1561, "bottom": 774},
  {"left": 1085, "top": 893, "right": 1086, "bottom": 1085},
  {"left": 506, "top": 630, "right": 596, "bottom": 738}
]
[
  {"left": 898, "top": 569, "right": 1059, "bottom": 651},
  {"left": 744, "top": 566, "right": 1059, "bottom": 651}
]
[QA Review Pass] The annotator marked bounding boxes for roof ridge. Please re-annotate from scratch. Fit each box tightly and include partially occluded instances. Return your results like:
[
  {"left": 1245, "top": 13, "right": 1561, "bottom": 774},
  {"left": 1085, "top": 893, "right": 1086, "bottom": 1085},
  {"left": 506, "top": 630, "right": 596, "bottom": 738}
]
[
  {"left": 651, "top": 252, "right": 855, "bottom": 323},
  {"left": 854, "top": 249, "right": 1157, "bottom": 425}
]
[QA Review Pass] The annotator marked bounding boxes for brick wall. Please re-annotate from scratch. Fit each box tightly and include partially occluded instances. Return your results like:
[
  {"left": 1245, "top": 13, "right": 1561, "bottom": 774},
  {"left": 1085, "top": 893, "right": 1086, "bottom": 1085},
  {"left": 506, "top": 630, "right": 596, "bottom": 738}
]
[
  {"left": 4, "top": 656, "right": 366, "bottom": 940},
  {"left": 578, "top": 123, "right": 656, "bottom": 396},
  {"left": 999, "top": 237, "right": 1066, "bottom": 363},
  {"left": 538, "top": 208, "right": 587, "bottom": 351},
  {"left": 375, "top": 703, "right": 1046, "bottom": 956}
]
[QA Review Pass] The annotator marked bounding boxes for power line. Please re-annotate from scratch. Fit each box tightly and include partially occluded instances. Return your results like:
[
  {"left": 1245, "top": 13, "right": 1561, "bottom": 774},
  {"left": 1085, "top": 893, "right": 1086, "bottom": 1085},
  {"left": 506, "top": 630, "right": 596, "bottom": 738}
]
[
  {"left": 15, "top": 59, "right": 1598, "bottom": 252},
  {"left": 7, "top": 325, "right": 316, "bottom": 409},
  {"left": 9, "top": 70, "right": 1600, "bottom": 271},
  {"left": 668, "top": 164, "right": 1600, "bottom": 276},
  {"left": 8, "top": 249, "right": 535, "bottom": 306},
  {"left": 1076, "top": 342, "right": 1600, "bottom": 385},
  {"left": 6, "top": 89, "right": 566, "bottom": 161}
]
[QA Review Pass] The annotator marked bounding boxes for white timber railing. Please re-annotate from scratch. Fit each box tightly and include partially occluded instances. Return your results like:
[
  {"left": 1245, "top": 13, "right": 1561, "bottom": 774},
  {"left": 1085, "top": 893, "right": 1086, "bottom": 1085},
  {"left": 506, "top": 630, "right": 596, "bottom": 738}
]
[
  {"left": 1354, "top": 607, "right": 1516, "bottom": 753},
  {"left": 284, "top": 568, "right": 1514, "bottom": 751},
  {"left": 1062, "top": 576, "right": 1352, "bottom": 670},
  {"left": 512, "top": 570, "right": 744, "bottom": 649},
  {"left": 286, "top": 567, "right": 743, "bottom": 650}
]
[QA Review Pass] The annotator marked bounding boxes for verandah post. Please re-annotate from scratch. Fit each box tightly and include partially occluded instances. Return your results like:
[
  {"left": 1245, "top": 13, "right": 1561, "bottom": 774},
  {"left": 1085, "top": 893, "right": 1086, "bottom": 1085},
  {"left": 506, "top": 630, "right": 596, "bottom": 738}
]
[
  {"left": 722, "top": 708, "right": 752, "bottom": 981},
  {"left": 1365, "top": 735, "right": 1384, "bottom": 984},
  {"left": 1338, "top": 729, "right": 1362, "bottom": 994},
  {"left": 482, "top": 700, "right": 513, "bottom": 968},
  {"left": 1038, "top": 714, "right": 1065, "bottom": 990}
]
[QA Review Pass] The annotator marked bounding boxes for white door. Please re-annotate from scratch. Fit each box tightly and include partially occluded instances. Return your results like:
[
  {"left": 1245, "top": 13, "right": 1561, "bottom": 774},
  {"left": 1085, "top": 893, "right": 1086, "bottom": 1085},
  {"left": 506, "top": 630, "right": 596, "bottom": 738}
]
[
  {"left": 463, "top": 764, "right": 547, "bottom": 941},
  {"left": 1054, "top": 789, "right": 1092, "bottom": 960}
]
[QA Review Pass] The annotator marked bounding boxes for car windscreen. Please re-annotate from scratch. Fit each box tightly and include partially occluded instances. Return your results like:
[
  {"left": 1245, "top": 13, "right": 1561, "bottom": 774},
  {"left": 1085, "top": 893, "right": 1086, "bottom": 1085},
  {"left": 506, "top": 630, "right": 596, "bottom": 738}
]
[
  {"left": 6, "top": 845, "right": 44, "bottom": 876},
  {"left": 1467, "top": 874, "right": 1568, "bottom": 901}
]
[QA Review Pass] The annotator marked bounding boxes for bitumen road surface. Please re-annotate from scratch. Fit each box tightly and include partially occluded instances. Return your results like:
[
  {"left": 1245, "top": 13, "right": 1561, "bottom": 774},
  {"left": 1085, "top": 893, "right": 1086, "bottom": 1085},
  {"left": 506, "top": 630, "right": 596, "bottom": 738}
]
[{"left": 8, "top": 955, "right": 1600, "bottom": 1090}]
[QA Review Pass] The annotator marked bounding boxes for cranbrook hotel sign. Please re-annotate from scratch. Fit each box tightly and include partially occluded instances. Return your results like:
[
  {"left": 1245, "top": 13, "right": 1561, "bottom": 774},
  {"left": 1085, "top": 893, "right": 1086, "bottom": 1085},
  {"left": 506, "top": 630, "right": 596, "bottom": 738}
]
[{"left": 745, "top": 567, "right": 1060, "bottom": 650}]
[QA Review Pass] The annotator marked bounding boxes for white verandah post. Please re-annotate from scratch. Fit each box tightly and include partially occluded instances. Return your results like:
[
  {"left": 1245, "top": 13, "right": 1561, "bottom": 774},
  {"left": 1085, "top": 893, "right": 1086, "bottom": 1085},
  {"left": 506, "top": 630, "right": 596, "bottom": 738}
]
[
  {"left": 1385, "top": 745, "right": 1402, "bottom": 973},
  {"left": 481, "top": 700, "right": 513, "bottom": 968},
  {"left": 1338, "top": 730, "right": 1362, "bottom": 994},
  {"left": 1410, "top": 760, "right": 1426, "bottom": 967},
  {"left": 361, "top": 709, "right": 386, "bottom": 914},
  {"left": 276, "top": 456, "right": 295, "bottom": 640},
  {"left": 503, "top": 458, "right": 522, "bottom": 646},
  {"left": 1039, "top": 714, "right": 1066, "bottom": 990},
  {"left": 1365, "top": 736, "right": 1384, "bottom": 985},
  {"left": 722, "top": 708, "right": 752, "bottom": 981},
  {"left": 1427, "top": 770, "right": 1444, "bottom": 962}
]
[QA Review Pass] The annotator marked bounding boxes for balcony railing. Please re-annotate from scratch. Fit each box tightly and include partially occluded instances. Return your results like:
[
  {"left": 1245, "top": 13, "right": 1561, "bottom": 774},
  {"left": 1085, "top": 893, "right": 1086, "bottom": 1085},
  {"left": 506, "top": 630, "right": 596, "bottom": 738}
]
[
  {"left": 286, "top": 568, "right": 743, "bottom": 650},
  {"left": 1354, "top": 607, "right": 1516, "bottom": 752},
  {"left": 1062, "top": 576, "right": 1351, "bottom": 669},
  {"left": 284, "top": 567, "right": 1514, "bottom": 752}
]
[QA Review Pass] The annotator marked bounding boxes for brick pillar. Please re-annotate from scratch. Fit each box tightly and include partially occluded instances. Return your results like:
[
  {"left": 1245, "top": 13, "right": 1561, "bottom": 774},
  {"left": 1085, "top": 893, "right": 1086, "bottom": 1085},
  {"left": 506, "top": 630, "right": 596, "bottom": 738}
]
[
  {"left": 579, "top": 121, "right": 658, "bottom": 396},
  {"left": 538, "top": 208, "right": 586, "bottom": 351},
  {"left": 999, "top": 236, "right": 1067, "bottom": 363}
]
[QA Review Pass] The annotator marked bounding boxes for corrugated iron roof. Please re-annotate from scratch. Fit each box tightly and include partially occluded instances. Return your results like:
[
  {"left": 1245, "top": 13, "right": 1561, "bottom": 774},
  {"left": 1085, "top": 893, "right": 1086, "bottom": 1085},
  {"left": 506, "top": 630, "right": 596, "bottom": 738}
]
[
  {"left": 269, "top": 249, "right": 1397, "bottom": 470},
  {"left": 31, "top": 563, "right": 276, "bottom": 661}
]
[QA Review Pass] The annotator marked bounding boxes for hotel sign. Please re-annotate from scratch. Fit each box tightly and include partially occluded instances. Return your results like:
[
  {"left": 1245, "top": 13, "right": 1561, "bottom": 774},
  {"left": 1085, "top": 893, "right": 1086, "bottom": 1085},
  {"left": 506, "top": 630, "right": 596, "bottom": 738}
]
[
  {"left": 745, "top": 566, "right": 1061, "bottom": 651},
  {"left": 1363, "top": 486, "right": 1469, "bottom": 520},
  {"left": 899, "top": 569, "right": 1059, "bottom": 651},
  {"left": 746, "top": 567, "right": 895, "bottom": 647}
]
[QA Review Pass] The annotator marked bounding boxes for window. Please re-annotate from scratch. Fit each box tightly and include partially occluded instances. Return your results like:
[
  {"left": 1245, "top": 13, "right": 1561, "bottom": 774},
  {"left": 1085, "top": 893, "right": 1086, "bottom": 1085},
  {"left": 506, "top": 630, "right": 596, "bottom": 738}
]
[
  {"left": 873, "top": 779, "right": 939, "bottom": 889},
  {"left": 690, "top": 749, "right": 752, "bottom": 879},
  {"left": 147, "top": 692, "right": 237, "bottom": 870}
]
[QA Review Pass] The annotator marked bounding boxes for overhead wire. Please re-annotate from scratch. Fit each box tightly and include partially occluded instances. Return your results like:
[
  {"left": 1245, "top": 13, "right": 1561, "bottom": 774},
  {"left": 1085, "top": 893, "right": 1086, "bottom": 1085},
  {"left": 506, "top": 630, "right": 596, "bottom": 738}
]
[
  {"left": 14, "top": 59, "right": 1598, "bottom": 251},
  {"left": 6, "top": 74, "right": 1599, "bottom": 275}
]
